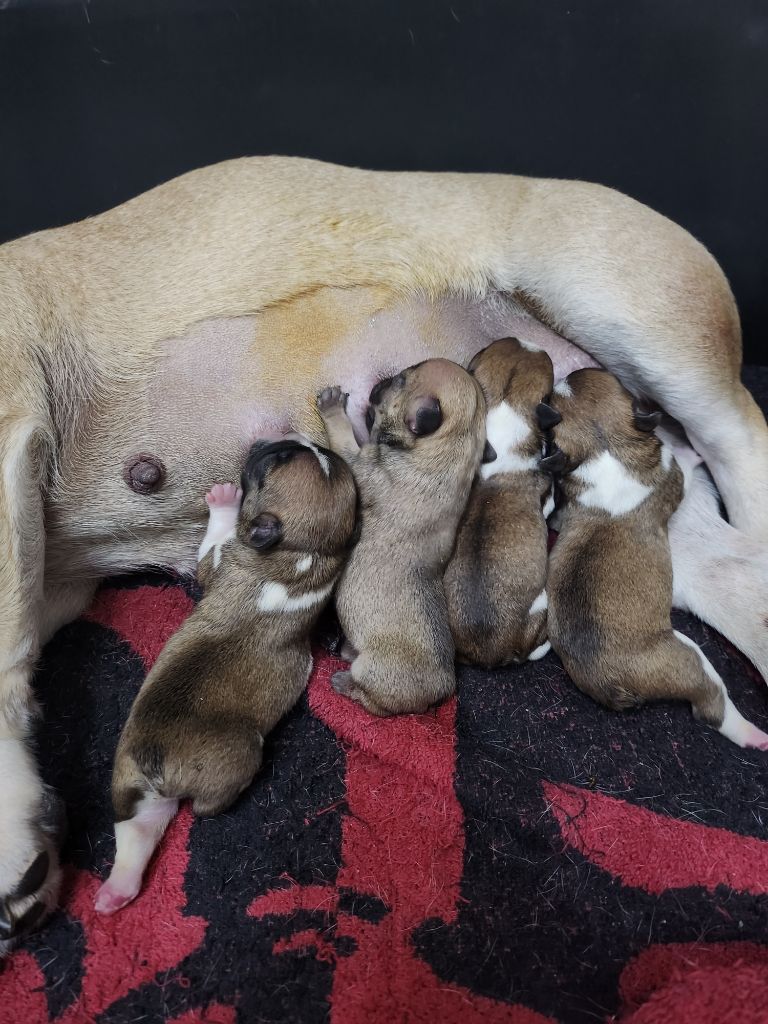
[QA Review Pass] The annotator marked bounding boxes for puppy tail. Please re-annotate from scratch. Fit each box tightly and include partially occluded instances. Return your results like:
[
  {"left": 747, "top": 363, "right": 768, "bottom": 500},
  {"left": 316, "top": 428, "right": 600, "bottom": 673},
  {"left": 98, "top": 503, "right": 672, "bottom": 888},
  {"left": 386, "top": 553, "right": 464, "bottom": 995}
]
[{"left": 673, "top": 631, "right": 768, "bottom": 750}]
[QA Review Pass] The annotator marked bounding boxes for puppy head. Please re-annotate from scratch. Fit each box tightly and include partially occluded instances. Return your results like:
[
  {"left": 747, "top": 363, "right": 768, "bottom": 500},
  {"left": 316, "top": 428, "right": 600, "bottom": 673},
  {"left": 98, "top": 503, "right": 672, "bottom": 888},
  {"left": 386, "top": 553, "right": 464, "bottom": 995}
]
[
  {"left": 239, "top": 438, "right": 358, "bottom": 557},
  {"left": 366, "top": 358, "right": 485, "bottom": 451},
  {"left": 539, "top": 368, "right": 662, "bottom": 475},
  {"left": 467, "top": 337, "right": 555, "bottom": 411}
]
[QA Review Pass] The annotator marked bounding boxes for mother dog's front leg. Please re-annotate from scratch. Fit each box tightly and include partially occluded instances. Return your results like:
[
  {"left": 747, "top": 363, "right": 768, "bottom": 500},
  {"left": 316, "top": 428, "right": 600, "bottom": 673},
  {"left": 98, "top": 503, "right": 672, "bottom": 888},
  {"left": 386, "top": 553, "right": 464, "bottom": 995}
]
[{"left": 0, "top": 410, "right": 63, "bottom": 950}]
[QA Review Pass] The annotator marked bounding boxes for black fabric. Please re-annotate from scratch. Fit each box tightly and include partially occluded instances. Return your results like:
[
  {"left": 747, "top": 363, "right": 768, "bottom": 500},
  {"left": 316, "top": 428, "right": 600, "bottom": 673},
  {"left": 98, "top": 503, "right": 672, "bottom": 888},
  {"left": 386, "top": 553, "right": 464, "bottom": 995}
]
[{"left": 1, "top": 0, "right": 766, "bottom": 363}]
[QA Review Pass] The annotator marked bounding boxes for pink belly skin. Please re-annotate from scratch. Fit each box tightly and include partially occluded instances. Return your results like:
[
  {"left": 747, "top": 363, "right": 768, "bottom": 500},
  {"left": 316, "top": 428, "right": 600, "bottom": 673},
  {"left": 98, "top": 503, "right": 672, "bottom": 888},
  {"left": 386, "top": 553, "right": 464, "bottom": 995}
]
[
  {"left": 45, "top": 291, "right": 597, "bottom": 579},
  {"left": 317, "top": 294, "right": 597, "bottom": 440}
]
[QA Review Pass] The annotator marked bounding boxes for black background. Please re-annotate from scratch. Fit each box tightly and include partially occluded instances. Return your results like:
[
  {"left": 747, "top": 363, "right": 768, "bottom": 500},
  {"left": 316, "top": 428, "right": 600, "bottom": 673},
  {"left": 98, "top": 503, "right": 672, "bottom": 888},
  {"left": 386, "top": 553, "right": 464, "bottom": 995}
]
[{"left": 2, "top": 0, "right": 766, "bottom": 362}]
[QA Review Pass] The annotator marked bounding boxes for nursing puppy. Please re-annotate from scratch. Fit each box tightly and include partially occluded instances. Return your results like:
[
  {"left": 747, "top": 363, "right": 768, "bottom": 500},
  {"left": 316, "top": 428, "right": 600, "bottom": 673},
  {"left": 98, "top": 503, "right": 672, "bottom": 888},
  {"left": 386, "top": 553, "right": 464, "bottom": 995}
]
[
  {"left": 316, "top": 358, "right": 486, "bottom": 715},
  {"left": 4, "top": 157, "right": 768, "bottom": 941},
  {"left": 95, "top": 438, "right": 358, "bottom": 914},
  {"left": 543, "top": 369, "right": 768, "bottom": 748},
  {"left": 445, "top": 338, "right": 555, "bottom": 667}
]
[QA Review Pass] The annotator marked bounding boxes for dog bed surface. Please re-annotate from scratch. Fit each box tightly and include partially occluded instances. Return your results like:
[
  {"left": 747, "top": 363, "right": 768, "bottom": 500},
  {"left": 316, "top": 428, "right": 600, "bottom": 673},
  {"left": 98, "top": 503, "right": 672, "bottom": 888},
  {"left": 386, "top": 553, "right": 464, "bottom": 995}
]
[{"left": 2, "top": 370, "right": 767, "bottom": 1024}]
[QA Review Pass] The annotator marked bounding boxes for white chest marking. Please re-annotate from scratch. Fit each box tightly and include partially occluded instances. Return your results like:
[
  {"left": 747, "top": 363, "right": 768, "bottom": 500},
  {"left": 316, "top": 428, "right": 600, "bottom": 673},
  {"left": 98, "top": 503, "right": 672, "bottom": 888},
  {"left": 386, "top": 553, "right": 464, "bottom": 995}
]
[
  {"left": 257, "top": 580, "right": 334, "bottom": 613},
  {"left": 528, "top": 589, "right": 548, "bottom": 615},
  {"left": 481, "top": 401, "right": 539, "bottom": 480},
  {"left": 574, "top": 451, "right": 652, "bottom": 515},
  {"left": 296, "top": 555, "right": 313, "bottom": 574}
]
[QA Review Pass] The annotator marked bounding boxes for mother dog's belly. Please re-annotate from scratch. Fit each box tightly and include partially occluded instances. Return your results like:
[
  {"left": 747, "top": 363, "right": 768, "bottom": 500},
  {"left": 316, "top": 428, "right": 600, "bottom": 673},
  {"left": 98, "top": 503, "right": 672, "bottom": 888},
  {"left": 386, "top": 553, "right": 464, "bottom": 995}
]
[{"left": 44, "top": 287, "right": 596, "bottom": 580}]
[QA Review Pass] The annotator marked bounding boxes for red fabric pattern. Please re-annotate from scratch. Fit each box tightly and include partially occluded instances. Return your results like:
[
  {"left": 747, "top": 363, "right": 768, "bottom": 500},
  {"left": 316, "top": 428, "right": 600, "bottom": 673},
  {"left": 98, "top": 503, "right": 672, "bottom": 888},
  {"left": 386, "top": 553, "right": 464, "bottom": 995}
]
[
  {"left": 85, "top": 585, "right": 195, "bottom": 668},
  {"left": 544, "top": 780, "right": 768, "bottom": 895},
  {"left": 249, "top": 655, "right": 556, "bottom": 1024}
]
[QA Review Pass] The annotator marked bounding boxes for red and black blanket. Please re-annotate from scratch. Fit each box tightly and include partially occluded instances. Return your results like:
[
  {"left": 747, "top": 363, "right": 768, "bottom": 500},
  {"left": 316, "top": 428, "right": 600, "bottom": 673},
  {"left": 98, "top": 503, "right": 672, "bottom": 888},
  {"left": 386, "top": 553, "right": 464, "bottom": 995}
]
[{"left": 2, "top": 372, "right": 768, "bottom": 1024}]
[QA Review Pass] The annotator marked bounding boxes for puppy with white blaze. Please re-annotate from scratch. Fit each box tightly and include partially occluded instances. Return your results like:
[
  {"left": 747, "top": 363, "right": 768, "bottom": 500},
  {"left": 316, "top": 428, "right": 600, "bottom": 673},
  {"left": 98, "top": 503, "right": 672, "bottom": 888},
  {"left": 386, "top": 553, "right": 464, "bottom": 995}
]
[
  {"left": 542, "top": 369, "right": 768, "bottom": 749},
  {"left": 96, "top": 438, "right": 358, "bottom": 914},
  {"left": 317, "top": 359, "right": 486, "bottom": 716},
  {"left": 445, "top": 338, "right": 555, "bottom": 667},
  {"left": 1, "top": 156, "right": 768, "bottom": 942}
]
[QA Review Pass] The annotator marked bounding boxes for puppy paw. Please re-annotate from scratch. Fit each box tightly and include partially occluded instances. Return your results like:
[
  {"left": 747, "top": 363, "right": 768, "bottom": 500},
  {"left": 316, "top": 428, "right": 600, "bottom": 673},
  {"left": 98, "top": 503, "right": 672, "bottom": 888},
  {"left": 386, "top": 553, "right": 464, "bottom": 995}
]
[
  {"left": 317, "top": 386, "right": 348, "bottom": 416},
  {"left": 94, "top": 878, "right": 140, "bottom": 916},
  {"left": 205, "top": 482, "right": 243, "bottom": 509},
  {"left": 742, "top": 723, "right": 768, "bottom": 751},
  {"left": 0, "top": 785, "right": 65, "bottom": 952},
  {"left": 331, "top": 669, "right": 354, "bottom": 696}
]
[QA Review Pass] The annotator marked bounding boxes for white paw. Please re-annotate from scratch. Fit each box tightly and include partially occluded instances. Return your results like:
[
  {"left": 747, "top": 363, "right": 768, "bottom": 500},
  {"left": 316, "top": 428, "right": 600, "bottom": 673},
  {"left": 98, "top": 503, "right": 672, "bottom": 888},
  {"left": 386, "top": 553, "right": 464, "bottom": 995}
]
[{"left": 205, "top": 482, "right": 243, "bottom": 509}]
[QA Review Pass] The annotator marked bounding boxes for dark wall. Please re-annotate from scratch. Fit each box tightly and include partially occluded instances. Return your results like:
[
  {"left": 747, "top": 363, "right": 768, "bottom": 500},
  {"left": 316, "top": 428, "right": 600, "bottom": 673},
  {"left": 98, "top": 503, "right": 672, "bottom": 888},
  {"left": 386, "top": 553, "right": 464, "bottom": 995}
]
[{"left": 2, "top": 0, "right": 766, "bottom": 361}]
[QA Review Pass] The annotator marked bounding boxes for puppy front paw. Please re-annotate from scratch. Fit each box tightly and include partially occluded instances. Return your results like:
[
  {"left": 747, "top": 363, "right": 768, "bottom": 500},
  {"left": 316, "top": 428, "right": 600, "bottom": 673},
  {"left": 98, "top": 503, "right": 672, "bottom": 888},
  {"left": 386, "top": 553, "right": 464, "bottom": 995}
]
[
  {"left": 205, "top": 482, "right": 243, "bottom": 509},
  {"left": 317, "top": 386, "right": 348, "bottom": 416}
]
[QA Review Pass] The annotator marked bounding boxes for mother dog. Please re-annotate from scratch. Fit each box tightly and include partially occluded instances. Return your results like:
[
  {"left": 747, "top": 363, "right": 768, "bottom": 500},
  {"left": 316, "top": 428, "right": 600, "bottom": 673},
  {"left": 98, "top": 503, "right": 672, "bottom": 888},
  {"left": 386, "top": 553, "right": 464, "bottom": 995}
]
[{"left": 1, "top": 156, "right": 767, "bottom": 945}]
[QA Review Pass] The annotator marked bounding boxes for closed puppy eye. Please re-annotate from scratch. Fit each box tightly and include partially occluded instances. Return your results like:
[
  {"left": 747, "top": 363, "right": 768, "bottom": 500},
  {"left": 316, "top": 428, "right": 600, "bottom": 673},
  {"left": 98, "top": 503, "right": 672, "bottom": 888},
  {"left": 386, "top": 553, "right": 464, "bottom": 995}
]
[{"left": 248, "top": 513, "right": 283, "bottom": 550}]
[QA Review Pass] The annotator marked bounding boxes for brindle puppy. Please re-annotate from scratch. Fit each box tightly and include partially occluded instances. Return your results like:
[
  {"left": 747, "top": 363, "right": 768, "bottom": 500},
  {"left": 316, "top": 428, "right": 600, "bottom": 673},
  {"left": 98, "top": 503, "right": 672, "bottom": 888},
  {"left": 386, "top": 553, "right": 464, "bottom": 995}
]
[
  {"left": 445, "top": 338, "right": 555, "bottom": 667},
  {"left": 317, "top": 358, "right": 486, "bottom": 715},
  {"left": 543, "top": 369, "right": 768, "bottom": 748},
  {"left": 95, "top": 438, "right": 358, "bottom": 914}
]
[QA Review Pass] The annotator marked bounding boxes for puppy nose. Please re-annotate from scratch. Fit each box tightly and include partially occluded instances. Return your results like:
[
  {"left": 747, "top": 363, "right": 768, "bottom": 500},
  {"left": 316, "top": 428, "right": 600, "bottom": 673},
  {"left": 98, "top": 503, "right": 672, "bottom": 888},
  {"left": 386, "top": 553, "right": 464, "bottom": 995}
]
[{"left": 368, "top": 376, "right": 393, "bottom": 405}]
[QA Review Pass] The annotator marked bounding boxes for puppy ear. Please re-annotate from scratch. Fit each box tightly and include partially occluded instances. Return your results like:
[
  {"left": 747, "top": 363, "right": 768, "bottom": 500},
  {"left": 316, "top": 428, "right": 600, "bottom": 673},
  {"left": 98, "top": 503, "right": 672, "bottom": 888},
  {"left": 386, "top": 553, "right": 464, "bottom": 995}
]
[
  {"left": 248, "top": 512, "right": 283, "bottom": 550},
  {"left": 540, "top": 446, "right": 567, "bottom": 474},
  {"left": 535, "top": 402, "right": 562, "bottom": 430},
  {"left": 467, "top": 345, "right": 488, "bottom": 375},
  {"left": 406, "top": 396, "right": 442, "bottom": 436},
  {"left": 481, "top": 440, "right": 497, "bottom": 463},
  {"left": 632, "top": 398, "right": 662, "bottom": 432}
]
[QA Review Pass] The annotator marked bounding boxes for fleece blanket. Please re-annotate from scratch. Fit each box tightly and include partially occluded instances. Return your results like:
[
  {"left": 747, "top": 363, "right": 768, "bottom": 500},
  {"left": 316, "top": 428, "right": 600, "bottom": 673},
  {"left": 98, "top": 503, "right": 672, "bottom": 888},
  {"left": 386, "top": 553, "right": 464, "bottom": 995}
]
[{"left": 1, "top": 369, "right": 767, "bottom": 1024}]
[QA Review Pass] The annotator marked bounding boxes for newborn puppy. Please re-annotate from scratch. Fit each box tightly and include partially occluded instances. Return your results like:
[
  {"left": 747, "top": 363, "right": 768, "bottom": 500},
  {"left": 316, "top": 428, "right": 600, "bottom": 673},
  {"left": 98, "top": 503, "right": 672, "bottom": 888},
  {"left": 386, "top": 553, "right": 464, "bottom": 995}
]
[
  {"left": 543, "top": 368, "right": 768, "bottom": 748},
  {"left": 444, "top": 338, "right": 555, "bottom": 667},
  {"left": 95, "top": 438, "right": 358, "bottom": 914},
  {"left": 317, "top": 358, "right": 486, "bottom": 715}
]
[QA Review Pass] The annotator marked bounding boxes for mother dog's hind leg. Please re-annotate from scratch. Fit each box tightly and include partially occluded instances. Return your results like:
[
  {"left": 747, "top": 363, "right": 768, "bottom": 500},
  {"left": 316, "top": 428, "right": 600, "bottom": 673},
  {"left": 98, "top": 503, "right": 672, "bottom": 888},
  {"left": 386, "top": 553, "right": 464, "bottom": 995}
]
[
  {"left": 670, "top": 463, "right": 768, "bottom": 685},
  {"left": 0, "top": 409, "right": 63, "bottom": 951}
]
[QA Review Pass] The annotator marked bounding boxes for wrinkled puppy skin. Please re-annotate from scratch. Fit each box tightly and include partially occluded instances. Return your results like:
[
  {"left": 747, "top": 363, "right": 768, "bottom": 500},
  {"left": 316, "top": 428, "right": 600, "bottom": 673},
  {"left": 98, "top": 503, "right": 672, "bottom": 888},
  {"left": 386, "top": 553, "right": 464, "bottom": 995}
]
[
  {"left": 317, "top": 358, "right": 486, "bottom": 715},
  {"left": 445, "top": 338, "right": 554, "bottom": 667},
  {"left": 543, "top": 368, "right": 768, "bottom": 750},
  {"left": 95, "top": 438, "right": 359, "bottom": 914}
]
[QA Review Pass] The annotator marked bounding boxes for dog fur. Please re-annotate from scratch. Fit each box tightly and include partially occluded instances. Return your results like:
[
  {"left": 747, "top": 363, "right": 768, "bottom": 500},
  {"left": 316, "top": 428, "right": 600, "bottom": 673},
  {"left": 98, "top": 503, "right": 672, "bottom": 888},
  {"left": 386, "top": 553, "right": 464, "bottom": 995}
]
[
  {"left": 1, "top": 156, "right": 767, "bottom": 942},
  {"left": 444, "top": 338, "right": 553, "bottom": 667},
  {"left": 93, "top": 438, "right": 358, "bottom": 915},
  {"left": 317, "top": 359, "right": 486, "bottom": 714},
  {"left": 543, "top": 369, "right": 768, "bottom": 748}
]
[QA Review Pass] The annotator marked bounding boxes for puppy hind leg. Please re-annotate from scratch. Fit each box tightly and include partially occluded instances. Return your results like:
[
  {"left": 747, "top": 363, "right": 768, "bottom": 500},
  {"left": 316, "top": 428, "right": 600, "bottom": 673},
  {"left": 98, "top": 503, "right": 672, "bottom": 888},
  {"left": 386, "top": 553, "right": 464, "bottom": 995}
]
[
  {"left": 95, "top": 791, "right": 179, "bottom": 914},
  {"left": 673, "top": 631, "right": 768, "bottom": 750},
  {"left": 331, "top": 662, "right": 397, "bottom": 716}
]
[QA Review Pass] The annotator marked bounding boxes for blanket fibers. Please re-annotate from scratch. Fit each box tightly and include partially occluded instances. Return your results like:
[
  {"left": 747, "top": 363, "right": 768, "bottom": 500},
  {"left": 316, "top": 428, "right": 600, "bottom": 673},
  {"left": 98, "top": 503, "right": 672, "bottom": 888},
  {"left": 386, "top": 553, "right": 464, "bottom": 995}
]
[{"left": 2, "top": 369, "right": 768, "bottom": 1024}]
